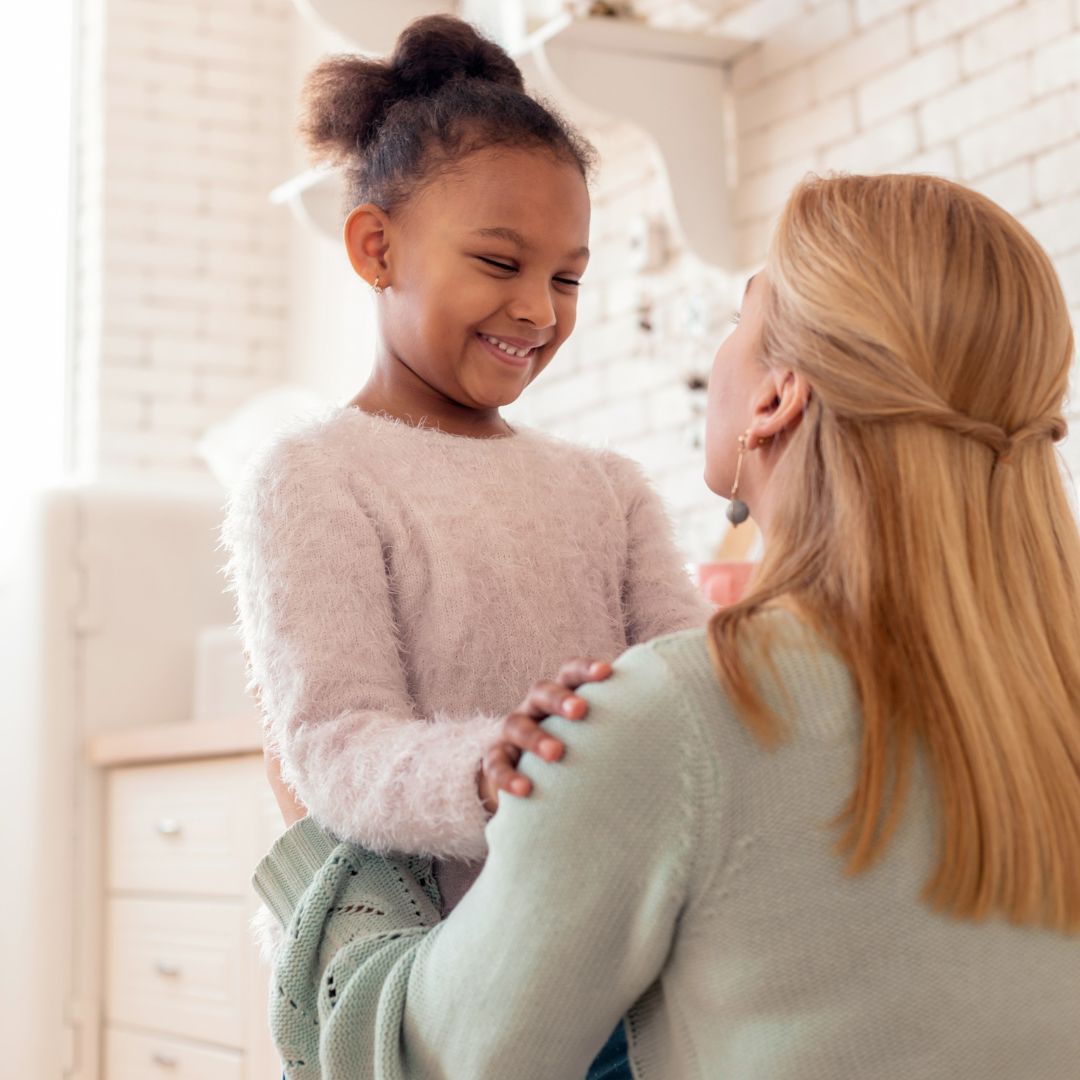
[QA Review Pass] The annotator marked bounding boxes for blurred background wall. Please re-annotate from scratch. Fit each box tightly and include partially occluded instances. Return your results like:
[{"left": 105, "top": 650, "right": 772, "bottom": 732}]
[{"left": 69, "top": 0, "right": 1080, "bottom": 559}]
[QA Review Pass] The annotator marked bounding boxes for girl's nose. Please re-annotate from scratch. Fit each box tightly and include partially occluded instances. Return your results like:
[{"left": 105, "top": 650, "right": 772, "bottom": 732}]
[{"left": 507, "top": 283, "right": 556, "bottom": 329}]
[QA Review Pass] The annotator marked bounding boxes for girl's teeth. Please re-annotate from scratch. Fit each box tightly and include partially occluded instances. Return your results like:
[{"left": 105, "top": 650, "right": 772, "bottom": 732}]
[{"left": 482, "top": 334, "right": 531, "bottom": 358}]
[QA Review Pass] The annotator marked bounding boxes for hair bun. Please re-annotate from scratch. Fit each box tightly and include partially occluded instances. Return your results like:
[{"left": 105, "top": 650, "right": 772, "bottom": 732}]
[
  {"left": 390, "top": 14, "right": 524, "bottom": 98},
  {"left": 299, "top": 15, "right": 523, "bottom": 166}
]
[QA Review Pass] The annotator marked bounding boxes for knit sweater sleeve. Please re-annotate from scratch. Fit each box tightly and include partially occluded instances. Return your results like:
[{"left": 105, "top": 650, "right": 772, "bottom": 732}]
[
  {"left": 253, "top": 639, "right": 703, "bottom": 1080},
  {"left": 222, "top": 433, "right": 502, "bottom": 861},
  {"left": 601, "top": 451, "right": 712, "bottom": 643}
]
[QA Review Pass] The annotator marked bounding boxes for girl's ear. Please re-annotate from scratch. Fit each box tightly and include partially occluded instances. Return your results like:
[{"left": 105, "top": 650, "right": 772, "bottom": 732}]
[
  {"left": 344, "top": 203, "right": 392, "bottom": 286},
  {"left": 747, "top": 368, "right": 811, "bottom": 448}
]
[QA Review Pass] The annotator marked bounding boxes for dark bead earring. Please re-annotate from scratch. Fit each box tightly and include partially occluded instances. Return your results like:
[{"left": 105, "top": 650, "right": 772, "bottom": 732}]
[{"left": 726, "top": 432, "right": 750, "bottom": 525}]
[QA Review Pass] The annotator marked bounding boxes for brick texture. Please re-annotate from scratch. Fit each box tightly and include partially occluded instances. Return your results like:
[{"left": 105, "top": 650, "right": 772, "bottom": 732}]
[
  {"left": 517, "top": 0, "right": 1080, "bottom": 554},
  {"left": 74, "top": 0, "right": 291, "bottom": 483},
  {"left": 78, "top": 0, "right": 1080, "bottom": 552}
]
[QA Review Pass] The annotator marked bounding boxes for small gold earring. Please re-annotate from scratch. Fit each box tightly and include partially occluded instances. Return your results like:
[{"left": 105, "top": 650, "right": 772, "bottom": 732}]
[
  {"left": 727, "top": 431, "right": 751, "bottom": 525},
  {"left": 372, "top": 274, "right": 384, "bottom": 295}
]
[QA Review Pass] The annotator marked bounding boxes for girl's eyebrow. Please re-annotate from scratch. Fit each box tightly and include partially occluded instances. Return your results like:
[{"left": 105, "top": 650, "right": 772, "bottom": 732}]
[{"left": 471, "top": 226, "right": 589, "bottom": 260}]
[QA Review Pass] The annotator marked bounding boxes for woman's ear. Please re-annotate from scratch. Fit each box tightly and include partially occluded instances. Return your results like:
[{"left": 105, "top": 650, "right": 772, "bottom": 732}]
[
  {"left": 343, "top": 203, "right": 391, "bottom": 286},
  {"left": 747, "top": 368, "right": 811, "bottom": 448}
]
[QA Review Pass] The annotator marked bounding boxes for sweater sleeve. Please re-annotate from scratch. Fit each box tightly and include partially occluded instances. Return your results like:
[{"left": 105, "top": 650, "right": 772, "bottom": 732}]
[
  {"left": 253, "top": 641, "right": 702, "bottom": 1080},
  {"left": 222, "top": 433, "right": 502, "bottom": 861},
  {"left": 602, "top": 451, "right": 713, "bottom": 644}
]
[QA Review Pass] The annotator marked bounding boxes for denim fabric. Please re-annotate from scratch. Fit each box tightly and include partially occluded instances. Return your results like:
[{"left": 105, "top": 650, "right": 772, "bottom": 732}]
[{"left": 586, "top": 1020, "right": 632, "bottom": 1080}]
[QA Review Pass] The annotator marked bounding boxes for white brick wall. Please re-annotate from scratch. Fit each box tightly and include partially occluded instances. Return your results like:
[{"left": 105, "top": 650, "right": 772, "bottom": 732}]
[
  {"left": 917, "top": 58, "right": 1028, "bottom": 145},
  {"left": 809, "top": 13, "right": 912, "bottom": 98},
  {"left": 960, "top": 0, "right": 1072, "bottom": 74},
  {"left": 859, "top": 43, "right": 962, "bottom": 125},
  {"left": 77, "top": 0, "right": 1080, "bottom": 552},
  {"left": 957, "top": 87, "right": 1080, "bottom": 178},
  {"left": 74, "top": 0, "right": 292, "bottom": 484},
  {"left": 512, "top": 0, "right": 1080, "bottom": 558},
  {"left": 913, "top": 0, "right": 1016, "bottom": 48},
  {"left": 855, "top": 0, "right": 918, "bottom": 28}
]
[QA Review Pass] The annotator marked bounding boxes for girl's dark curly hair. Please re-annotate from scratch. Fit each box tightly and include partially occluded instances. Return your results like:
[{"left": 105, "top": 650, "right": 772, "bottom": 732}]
[{"left": 299, "top": 14, "right": 597, "bottom": 215}]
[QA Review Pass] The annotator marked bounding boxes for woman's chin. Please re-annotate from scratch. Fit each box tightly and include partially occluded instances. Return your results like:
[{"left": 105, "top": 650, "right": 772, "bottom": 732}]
[{"left": 702, "top": 468, "right": 728, "bottom": 498}]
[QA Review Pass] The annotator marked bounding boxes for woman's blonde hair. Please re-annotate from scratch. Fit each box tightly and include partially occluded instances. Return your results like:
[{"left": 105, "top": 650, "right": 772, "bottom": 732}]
[{"left": 709, "top": 173, "right": 1080, "bottom": 932}]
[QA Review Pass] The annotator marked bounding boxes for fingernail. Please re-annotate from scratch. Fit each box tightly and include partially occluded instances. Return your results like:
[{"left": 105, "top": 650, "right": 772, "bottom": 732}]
[
  {"left": 562, "top": 697, "right": 581, "bottom": 716},
  {"left": 540, "top": 738, "right": 561, "bottom": 758}
]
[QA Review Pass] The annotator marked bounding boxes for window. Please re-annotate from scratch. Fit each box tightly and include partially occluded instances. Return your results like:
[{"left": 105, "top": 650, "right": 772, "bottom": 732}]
[{"left": 0, "top": 4, "right": 75, "bottom": 564}]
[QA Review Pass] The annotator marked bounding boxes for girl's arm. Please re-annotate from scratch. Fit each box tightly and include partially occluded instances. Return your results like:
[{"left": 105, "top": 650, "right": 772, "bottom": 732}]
[
  {"left": 254, "top": 641, "right": 706, "bottom": 1080},
  {"left": 223, "top": 437, "right": 502, "bottom": 861},
  {"left": 602, "top": 452, "right": 713, "bottom": 644}
]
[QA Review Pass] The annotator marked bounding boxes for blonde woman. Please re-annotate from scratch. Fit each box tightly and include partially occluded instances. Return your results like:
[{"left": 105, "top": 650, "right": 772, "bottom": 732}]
[{"left": 254, "top": 173, "right": 1080, "bottom": 1080}]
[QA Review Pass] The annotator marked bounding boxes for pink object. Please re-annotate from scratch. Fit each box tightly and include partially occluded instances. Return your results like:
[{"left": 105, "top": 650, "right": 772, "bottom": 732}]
[
  {"left": 697, "top": 561, "right": 756, "bottom": 607},
  {"left": 221, "top": 406, "right": 713, "bottom": 872}
]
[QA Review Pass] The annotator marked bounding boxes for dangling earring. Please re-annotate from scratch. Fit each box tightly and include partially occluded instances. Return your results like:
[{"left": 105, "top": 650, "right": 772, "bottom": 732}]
[
  {"left": 726, "top": 432, "right": 750, "bottom": 525},
  {"left": 372, "top": 274, "right": 384, "bottom": 295}
]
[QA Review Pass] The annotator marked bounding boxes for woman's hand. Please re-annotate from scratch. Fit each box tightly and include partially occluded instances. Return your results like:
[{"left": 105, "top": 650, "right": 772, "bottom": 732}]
[
  {"left": 264, "top": 745, "right": 308, "bottom": 828},
  {"left": 478, "top": 658, "right": 613, "bottom": 814}
]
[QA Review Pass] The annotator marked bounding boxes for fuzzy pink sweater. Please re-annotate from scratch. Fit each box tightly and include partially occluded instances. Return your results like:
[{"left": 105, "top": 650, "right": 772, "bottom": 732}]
[{"left": 222, "top": 406, "right": 710, "bottom": 906}]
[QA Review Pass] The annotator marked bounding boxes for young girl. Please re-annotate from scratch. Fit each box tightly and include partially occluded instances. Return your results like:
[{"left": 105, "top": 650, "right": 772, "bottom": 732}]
[{"left": 222, "top": 14, "right": 710, "bottom": 1079}]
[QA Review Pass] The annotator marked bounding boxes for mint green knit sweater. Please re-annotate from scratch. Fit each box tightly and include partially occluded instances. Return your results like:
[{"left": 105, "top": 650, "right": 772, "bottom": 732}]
[{"left": 253, "top": 619, "right": 1080, "bottom": 1080}]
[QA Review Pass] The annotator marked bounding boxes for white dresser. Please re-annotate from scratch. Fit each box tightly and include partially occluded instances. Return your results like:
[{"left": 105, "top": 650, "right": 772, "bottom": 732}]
[
  {"left": 91, "top": 724, "right": 285, "bottom": 1080},
  {"left": 0, "top": 484, "right": 247, "bottom": 1079}
]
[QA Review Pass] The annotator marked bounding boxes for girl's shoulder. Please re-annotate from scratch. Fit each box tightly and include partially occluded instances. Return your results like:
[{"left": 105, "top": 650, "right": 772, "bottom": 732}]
[
  {"left": 234, "top": 404, "right": 408, "bottom": 494},
  {"left": 232, "top": 409, "right": 661, "bottom": 519},
  {"left": 512, "top": 428, "right": 659, "bottom": 497}
]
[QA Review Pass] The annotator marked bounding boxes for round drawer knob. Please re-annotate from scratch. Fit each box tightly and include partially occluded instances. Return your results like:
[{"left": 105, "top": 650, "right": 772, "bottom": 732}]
[
  {"left": 155, "top": 818, "right": 182, "bottom": 836},
  {"left": 154, "top": 959, "right": 181, "bottom": 977},
  {"left": 151, "top": 1051, "right": 178, "bottom": 1067}
]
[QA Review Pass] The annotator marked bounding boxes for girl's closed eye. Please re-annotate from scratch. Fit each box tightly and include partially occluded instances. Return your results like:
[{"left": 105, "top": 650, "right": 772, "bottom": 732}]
[
  {"left": 476, "top": 256, "right": 582, "bottom": 288},
  {"left": 477, "top": 256, "right": 516, "bottom": 273}
]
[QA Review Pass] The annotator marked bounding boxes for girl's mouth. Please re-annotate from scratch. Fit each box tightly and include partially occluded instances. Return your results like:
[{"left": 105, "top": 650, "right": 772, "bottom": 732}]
[{"left": 476, "top": 332, "right": 537, "bottom": 368}]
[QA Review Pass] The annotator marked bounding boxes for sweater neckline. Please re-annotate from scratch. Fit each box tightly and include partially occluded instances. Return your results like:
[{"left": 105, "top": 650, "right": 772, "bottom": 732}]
[{"left": 341, "top": 404, "right": 524, "bottom": 444}]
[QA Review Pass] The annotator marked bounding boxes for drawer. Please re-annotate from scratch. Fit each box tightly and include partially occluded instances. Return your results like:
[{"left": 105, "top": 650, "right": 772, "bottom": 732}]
[
  {"left": 104, "top": 1026, "right": 244, "bottom": 1080},
  {"left": 106, "top": 896, "right": 251, "bottom": 1048},
  {"left": 107, "top": 756, "right": 261, "bottom": 896}
]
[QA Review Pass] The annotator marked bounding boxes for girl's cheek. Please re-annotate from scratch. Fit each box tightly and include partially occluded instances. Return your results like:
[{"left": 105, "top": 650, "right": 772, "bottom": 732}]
[{"left": 558, "top": 297, "right": 578, "bottom": 337}]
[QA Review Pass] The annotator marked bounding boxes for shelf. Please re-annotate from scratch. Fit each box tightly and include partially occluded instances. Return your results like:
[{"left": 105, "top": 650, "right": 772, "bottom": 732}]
[
  {"left": 275, "top": 4, "right": 755, "bottom": 268},
  {"left": 270, "top": 165, "right": 343, "bottom": 240},
  {"left": 523, "top": 11, "right": 747, "bottom": 65},
  {"left": 529, "top": 15, "right": 749, "bottom": 267},
  {"left": 294, "top": 0, "right": 448, "bottom": 55},
  {"left": 88, "top": 720, "right": 264, "bottom": 766}
]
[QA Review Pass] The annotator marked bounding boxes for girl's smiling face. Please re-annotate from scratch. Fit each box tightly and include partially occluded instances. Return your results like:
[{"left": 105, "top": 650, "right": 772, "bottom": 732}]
[{"left": 352, "top": 146, "right": 591, "bottom": 413}]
